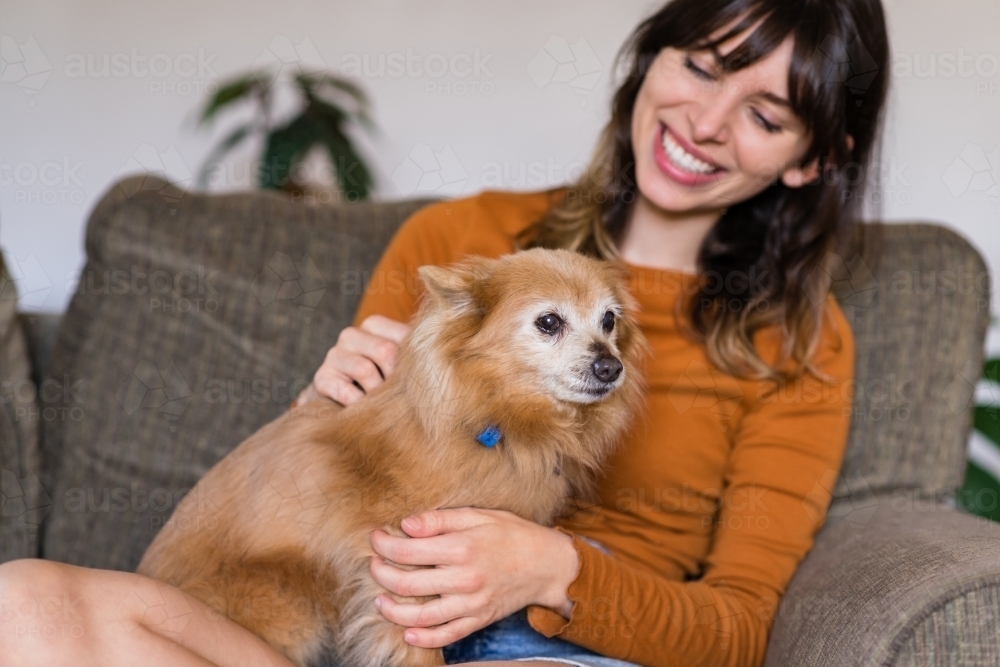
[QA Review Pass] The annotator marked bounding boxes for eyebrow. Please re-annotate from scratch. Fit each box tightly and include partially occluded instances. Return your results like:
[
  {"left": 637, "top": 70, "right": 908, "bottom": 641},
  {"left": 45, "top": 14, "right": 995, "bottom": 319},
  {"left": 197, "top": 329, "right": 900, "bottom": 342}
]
[{"left": 705, "top": 47, "right": 794, "bottom": 110}]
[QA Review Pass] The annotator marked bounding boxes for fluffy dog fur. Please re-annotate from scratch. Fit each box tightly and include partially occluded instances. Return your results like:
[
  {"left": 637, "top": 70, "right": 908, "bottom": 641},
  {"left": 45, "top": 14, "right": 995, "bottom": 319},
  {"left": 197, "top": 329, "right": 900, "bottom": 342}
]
[{"left": 137, "top": 247, "right": 648, "bottom": 667}]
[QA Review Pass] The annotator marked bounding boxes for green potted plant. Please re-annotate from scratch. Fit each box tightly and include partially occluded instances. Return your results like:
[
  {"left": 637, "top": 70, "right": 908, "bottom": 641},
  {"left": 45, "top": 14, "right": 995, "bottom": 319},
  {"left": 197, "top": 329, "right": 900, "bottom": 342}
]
[
  {"left": 960, "top": 317, "right": 1000, "bottom": 521},
  {"left": 193, "top": 68, "right": 375, "bottom": 201}
]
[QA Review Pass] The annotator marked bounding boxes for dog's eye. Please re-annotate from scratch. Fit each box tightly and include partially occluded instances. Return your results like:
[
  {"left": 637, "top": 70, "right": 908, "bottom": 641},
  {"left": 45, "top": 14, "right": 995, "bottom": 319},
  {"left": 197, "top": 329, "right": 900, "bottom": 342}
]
[
  {"left": 536, "top": 313, "right": 563, "bottom": 335},
  {"left": 602, "top": 310, "right": 616, "bottom": 334}
]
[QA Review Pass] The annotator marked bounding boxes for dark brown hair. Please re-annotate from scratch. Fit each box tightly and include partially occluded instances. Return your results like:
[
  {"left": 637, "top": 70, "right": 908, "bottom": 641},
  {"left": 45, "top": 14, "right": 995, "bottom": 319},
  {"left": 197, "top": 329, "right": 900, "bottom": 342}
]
[{"left": 516, "top": 0, "right": 890, "bottom": 381}]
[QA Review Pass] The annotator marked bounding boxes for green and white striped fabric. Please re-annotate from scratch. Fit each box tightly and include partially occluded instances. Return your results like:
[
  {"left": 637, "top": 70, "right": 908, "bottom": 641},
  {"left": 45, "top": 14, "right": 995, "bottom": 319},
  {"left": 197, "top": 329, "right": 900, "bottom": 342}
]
[{"left": 961, "top": 319, "right": 1000, "bottom": 522}]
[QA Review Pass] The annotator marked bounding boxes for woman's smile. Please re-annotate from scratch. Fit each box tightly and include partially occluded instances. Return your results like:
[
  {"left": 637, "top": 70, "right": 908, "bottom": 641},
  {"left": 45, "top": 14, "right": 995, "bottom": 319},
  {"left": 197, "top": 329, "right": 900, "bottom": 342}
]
[
  {"left": 631, "top": 38, "right": 819, "bottom": 217},
  {"left": 654, "top": 121, "right": 727, "bottom": 187}
]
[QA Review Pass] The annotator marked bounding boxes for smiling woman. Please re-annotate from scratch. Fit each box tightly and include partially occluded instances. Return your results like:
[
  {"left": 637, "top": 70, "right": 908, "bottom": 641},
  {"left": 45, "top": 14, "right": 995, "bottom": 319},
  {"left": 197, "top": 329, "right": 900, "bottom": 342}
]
[
  {"left": 0, "top": 1, "right": 890, "bottom": 667},
  {"left": 344, "top": 1, "right": 890, "bottom": 666},
  {"left": 522, "top": 0, "right": 889, "bottom": 386}
]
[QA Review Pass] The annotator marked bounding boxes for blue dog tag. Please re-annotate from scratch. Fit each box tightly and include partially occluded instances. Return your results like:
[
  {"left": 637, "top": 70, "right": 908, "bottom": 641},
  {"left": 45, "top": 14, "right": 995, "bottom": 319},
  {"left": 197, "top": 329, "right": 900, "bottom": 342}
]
[{"left": 476, "top": 424, "right": 501, "bottom": 448}]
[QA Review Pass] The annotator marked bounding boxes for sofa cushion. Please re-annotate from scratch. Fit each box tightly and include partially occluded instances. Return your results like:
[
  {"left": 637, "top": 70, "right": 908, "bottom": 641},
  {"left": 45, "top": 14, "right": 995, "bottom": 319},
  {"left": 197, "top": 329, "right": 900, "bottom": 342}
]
[
  {"left": 0, "top": 250, "right": 47, "bottom": 561},
  {"left": 39, "top": 174, "right": 436, "bottom": 571}
]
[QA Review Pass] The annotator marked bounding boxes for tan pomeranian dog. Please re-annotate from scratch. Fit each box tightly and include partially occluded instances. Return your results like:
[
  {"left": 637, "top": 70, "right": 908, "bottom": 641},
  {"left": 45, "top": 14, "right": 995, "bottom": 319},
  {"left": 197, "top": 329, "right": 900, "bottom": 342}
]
[{"left": 137, "top": 247, "right": 648, "bottom": 667}]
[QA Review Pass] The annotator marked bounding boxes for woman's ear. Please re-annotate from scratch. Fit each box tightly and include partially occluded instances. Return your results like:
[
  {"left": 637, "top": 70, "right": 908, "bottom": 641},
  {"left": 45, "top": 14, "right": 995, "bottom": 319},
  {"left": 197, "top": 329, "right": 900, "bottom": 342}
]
[
  {"left": 780, "top": 158, "right": 821, "bottom": 188},
  {"left": 781, "top": 133, "right": 855, "bottom": 188}
]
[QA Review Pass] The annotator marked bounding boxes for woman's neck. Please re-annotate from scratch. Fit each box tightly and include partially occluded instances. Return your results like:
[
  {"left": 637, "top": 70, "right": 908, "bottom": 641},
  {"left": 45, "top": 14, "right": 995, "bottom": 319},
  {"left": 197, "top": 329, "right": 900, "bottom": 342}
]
[{"left": 617, "top": 193, "right": 723, "bottom": 274}]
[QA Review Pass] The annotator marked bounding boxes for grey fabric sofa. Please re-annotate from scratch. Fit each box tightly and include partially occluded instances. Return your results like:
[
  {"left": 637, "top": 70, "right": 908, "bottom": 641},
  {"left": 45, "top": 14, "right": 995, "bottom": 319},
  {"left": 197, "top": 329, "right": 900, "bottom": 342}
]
[{"left": 1, "top": 174, "right": 996, "bottom": 666}]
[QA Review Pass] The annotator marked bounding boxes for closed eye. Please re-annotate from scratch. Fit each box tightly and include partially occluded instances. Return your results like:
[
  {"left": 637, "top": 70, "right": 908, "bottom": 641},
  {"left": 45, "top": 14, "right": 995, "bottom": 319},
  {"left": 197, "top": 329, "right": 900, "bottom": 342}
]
[
  {"left": 752, "top": 108, "right": 782, "bottom": 134},
  {"left": 684, "top": 55, "right": 715, "bottom": 81}
]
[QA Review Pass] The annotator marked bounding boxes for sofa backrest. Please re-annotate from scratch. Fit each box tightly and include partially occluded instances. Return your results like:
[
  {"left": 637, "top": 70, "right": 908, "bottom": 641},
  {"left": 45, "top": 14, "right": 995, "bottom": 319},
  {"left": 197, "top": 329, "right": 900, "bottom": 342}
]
[
  {"left": 37, "top": 175, "right": 436, "bottom": 569},
  {"left": 827, "top": 223, "right": 990, "bottom": 514},
  {"left": 33, "top": 174, "right": 991, "bottom": 571}
]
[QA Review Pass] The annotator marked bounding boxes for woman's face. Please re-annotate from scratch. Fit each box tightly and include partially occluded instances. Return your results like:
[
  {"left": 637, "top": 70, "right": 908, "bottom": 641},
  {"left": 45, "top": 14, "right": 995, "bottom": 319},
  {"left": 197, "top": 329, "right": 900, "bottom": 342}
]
[{"left": 631, "top": 32, "right": 820, "bottom": 215}]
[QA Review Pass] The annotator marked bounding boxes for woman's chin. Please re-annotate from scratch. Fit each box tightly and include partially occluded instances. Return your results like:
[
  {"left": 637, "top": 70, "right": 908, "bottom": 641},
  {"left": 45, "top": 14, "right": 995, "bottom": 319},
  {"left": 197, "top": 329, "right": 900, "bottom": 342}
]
[{"left": 636, "top": 178, "right": 733, "bottom": 216}]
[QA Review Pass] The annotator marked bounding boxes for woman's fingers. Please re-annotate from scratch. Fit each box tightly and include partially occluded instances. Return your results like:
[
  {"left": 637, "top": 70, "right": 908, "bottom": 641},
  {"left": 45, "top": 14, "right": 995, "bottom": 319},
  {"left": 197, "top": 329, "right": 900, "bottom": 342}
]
[
  {"left": 359, "top": 314, "right": 412, "bottom": 344},
  {"left": 308, "top": 316, "right": 412, "bottom": 407},
  {"left": 399, "top": 508, "right": 493, "bottom": 538},
  {"left": 369, "top": 556, "right": 480, "bottom": 598},
  {"left": 312, "top": 335, "right": 386, "bottom": 403},
  {"left": 400, "top": 616, "right": 485, "bottom": 649},
  {"left": 353, "top": 316, "right": 412, "bottom": 379},
  {"left": 374, "top": 592, "right": 479, "bottom": 630},
  {"left": 369, "top": 529, "right": 474, "bottom": 567},
  {"left": 311, "top": 364, "right": 366, "bottom": 405}
]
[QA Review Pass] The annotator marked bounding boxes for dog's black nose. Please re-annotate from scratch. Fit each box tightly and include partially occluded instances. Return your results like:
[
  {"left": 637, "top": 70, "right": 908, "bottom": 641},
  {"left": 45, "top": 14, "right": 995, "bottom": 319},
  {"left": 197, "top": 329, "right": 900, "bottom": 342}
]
[{"left": 592, "top": 356, "right": 623, "bottom": 383}]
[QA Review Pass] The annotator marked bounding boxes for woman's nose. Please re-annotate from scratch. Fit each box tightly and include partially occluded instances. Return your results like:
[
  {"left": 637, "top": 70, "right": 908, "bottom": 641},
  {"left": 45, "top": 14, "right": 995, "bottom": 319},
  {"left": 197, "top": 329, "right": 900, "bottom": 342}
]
[{"left": 688, "top": 91, "right": 733, "bottom": 144}]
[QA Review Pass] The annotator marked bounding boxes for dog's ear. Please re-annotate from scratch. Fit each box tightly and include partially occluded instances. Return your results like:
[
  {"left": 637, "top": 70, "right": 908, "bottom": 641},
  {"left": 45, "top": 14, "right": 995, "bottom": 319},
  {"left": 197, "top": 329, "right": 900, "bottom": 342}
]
[{"left": 417, "top": 257, "right": 495, "bottom": 312}]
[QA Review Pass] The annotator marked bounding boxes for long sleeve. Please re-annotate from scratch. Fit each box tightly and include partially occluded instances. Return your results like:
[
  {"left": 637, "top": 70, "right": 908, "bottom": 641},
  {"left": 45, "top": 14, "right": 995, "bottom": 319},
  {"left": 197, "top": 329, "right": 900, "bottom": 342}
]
[
  {"left": 527, "top": 301, "right": 856, "bottom": 667},
  {"left": 348, "top": 189, "right": 856, "bottom": 667}
]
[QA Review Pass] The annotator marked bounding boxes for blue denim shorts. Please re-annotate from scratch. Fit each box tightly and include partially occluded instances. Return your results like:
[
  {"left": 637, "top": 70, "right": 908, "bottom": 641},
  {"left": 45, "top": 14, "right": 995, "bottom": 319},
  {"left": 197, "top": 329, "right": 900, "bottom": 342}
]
[
  {"left": 441, "top": 607, "right": 639, "bottom": 666},
  {"left": 315, "top": 608, "right": 637, "bottom": 666}
]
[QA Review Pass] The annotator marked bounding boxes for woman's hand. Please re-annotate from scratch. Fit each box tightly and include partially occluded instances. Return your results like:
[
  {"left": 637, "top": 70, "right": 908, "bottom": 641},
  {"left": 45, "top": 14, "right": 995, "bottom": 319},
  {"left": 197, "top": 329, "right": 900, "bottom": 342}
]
[
  {"left": 368, "top": 508, "right": 580, "bottom": 648},
  {"left": 294, "top": 315, "right": 411, "bottom": 407}
]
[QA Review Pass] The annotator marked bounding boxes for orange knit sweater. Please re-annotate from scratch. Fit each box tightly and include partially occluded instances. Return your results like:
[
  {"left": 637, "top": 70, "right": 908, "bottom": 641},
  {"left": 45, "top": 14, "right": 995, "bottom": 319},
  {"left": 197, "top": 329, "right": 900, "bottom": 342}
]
[{"left": 352, "top": 188, "right": 855, "bottom": 667}]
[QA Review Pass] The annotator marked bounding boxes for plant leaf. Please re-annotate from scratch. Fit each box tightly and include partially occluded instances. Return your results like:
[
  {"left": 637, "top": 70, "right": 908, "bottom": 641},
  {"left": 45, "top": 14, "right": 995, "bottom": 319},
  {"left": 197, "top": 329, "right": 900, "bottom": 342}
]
[
  {"left": 959, "top": 460, "right": 1000, "bottom": 521},
  {"left": 985, "top": 358, "right": 999, "bottom": 384},
  {"left": 975, "top": 405, "right": 1000, "bottom": 446},
  {"left": 317, "top": 115, "right": 372, "bottom": 200},
  {"left": 198, "top": 73, "right": 268, "bottom": 126},
  {"left": 317, "top": 74, "right": 369, "bottom": 106},
  {"left": 258, "top": 113, "right": 319, "bottom": 190},
  {"left": 308, "top": 94, "right": 348, "bottom": 126},
  {"left": 301, "top": 71, "right": 373, "bottom": 127}
]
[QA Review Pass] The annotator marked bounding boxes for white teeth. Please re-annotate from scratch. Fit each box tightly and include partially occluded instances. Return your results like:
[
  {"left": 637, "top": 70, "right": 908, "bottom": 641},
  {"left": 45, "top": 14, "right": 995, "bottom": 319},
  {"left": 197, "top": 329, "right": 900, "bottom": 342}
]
[{"left": 661, "top": 130, "right": 717, "bottom": 175}]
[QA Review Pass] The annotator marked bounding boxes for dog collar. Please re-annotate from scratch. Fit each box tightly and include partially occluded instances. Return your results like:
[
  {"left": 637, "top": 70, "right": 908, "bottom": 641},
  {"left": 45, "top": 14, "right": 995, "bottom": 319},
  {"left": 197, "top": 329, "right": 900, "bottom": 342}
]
[{"left": 476, "top": 424, "right": 501, "bottom": 448}]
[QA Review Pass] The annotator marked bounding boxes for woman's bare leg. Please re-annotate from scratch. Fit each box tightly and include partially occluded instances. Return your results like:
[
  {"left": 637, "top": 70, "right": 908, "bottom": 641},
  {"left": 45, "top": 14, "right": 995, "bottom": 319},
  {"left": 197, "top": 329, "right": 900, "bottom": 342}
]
[{"left": 0, "top": 558, "right": 294, "bottom": 667}]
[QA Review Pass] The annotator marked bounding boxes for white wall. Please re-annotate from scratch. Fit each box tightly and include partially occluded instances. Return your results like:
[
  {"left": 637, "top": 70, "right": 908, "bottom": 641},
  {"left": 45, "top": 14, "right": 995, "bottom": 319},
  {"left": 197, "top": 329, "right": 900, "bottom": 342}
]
[{"left": 1, "top": 0, "right": 998, "bottom": 334}]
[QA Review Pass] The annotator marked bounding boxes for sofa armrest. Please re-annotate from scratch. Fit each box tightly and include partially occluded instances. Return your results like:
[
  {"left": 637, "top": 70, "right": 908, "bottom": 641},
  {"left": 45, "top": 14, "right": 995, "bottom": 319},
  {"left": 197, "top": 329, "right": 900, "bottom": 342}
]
[{"left": 764, "top": 495, "right": 1000, "bottom": 667}]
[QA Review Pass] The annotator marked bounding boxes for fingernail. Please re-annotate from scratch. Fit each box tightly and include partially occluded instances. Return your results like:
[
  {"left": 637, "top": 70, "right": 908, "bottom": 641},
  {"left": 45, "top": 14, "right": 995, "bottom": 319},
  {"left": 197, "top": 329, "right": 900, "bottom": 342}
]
[
  {"left": 404, "top": 631, "right": 417, "bottom": 644},
  {"left": 374, "top": 597, "right": 383, "bottom": 610},
  {"left": 401, "top": 516, "right": 418, "bottom": 531}
]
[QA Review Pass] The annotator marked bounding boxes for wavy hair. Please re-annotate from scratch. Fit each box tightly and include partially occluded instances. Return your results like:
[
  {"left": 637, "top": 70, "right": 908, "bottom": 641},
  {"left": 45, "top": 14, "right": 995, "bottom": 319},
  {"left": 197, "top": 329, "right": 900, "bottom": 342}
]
[{"left": 515, "top": 0, "right": 890, "bottom": 382}]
